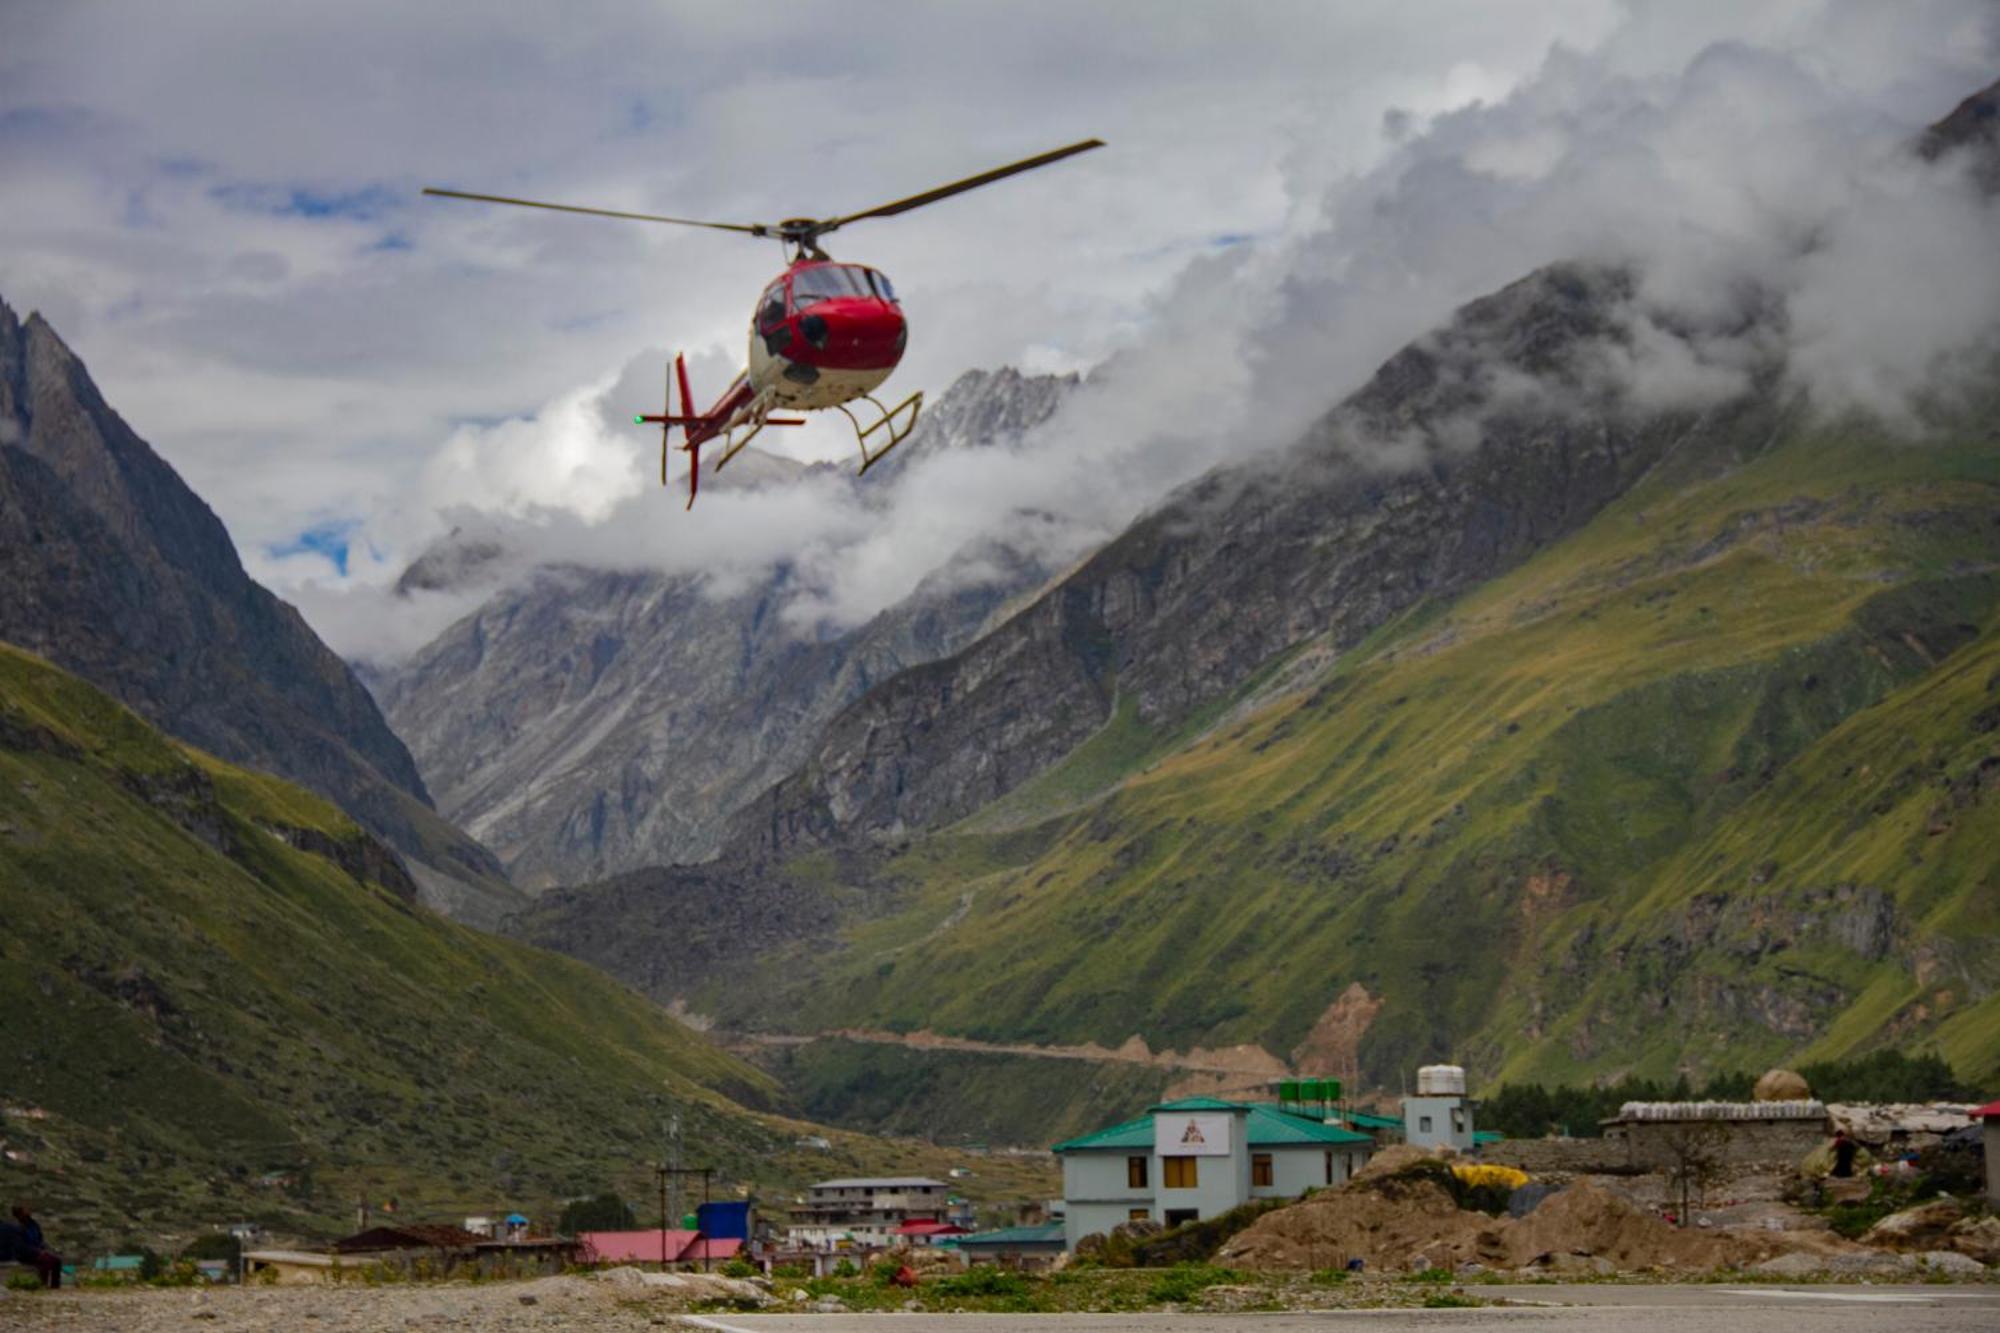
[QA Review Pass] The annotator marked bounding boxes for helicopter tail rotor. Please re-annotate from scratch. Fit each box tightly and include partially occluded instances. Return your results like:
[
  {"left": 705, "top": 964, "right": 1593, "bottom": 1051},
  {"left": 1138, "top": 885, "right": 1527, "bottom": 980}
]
[{"left": 637, "top": 356, "right": 803, "bottom": 507}]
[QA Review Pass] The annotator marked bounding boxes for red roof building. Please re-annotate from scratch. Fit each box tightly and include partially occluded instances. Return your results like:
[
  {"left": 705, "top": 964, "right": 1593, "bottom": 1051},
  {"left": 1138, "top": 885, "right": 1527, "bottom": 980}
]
[
  {"left": 576, "top": 1230, "right": 744, "bottom": 1265},
  {"left": 577, "top": 1230, "right": 700, "bottom": 1265}
]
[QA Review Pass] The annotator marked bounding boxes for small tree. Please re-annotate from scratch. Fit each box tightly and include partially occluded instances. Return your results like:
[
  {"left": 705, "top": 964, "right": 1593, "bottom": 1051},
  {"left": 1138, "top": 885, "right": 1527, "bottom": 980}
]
[
  {"left": 557, "top": 1192, "right": 635, "bottom": 1235},
  {"left": 1656, "top": 1122, "right": 1729, "bottom": 1228}
]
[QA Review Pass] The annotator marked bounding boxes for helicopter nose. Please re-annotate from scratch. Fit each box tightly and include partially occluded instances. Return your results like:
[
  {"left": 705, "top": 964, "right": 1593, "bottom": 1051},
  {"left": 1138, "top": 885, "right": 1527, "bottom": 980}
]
[{"left": 844, "top": 305, "right": 906, "bottom": 368}]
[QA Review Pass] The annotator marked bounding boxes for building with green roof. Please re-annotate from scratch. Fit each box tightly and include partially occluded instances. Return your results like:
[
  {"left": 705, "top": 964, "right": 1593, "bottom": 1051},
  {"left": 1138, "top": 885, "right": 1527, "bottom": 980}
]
[{"left": 1052, "top": 1098, "right": 1374, "bottom": 1250}]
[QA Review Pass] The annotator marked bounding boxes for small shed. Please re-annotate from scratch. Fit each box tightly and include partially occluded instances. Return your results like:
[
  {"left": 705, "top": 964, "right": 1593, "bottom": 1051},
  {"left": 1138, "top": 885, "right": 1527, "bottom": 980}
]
[{"left": 952, "top": 1223, "right": 1066, "bottom": 1268}]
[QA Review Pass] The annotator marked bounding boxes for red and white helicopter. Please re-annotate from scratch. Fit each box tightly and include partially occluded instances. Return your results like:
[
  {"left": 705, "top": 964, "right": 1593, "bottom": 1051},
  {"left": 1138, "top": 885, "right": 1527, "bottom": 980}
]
[{"left": 425, "top": 139, "right": 1102, "bottom": 506}]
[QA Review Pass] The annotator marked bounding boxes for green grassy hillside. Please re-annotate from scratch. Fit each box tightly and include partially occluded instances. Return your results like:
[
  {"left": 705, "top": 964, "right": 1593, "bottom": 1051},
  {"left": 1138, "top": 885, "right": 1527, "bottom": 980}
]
[
  {"left": 709, "top": 413, "right": 2000, "bottom": 1095},
  {"left": 0, "top": 644, "right": 798, "bottom": 1247}
]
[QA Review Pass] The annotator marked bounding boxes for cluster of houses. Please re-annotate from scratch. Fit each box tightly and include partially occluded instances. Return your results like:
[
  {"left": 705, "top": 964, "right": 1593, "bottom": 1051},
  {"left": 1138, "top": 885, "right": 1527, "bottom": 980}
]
[{"left": 94, "top": 1066, "right": 2000, "bottom": 1283}]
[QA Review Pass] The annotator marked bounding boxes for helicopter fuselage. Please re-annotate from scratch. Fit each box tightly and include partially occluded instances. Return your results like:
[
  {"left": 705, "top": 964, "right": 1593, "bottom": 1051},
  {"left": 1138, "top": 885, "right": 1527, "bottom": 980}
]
[{"left": 747, "top": 258, "right": 908, "bottom": 410}]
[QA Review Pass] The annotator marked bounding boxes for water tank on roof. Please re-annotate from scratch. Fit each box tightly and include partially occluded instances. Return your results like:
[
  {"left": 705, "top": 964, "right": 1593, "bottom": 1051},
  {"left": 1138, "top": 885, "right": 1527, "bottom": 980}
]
[{"left": 1416, "top": 1064, "right": 1466, "bottom": 1096}]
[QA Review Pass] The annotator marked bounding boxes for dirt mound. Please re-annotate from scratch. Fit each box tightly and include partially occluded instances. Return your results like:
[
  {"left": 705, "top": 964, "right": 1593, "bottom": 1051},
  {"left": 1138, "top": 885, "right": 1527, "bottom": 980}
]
[
  {"left": 1351, "top": 1143, "right": 1454, "bottom": 1182},
  {"left": 1499, "top": 1179, "right": 1732, "bottom": 1271},
  {"left": 1221, "top": 1174, "right": 1821, "bottom": 1275},
  {"left": 1218, "top": 1175, "right": 1494, "bottom": 1270}
]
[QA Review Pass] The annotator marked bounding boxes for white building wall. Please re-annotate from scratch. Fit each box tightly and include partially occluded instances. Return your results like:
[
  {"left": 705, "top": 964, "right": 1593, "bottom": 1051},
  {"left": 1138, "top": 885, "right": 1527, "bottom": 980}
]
[
  {"left": 1253, "top": 1143, "right": 1371, "bottom": 1199},
  {"left": 1403, "top": 1094, "right": 1474, "bottom": 1151},
  {"left": 1153, "top": 1110, "right": 1249, "bottom": 1226},
  {"left": 1060, "top": 1150, "right": 1155, "bottom": 1251}
]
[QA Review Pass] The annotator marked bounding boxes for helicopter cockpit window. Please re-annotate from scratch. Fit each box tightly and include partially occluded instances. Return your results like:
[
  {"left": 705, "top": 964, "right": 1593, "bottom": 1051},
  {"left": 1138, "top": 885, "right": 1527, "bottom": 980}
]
[
  {"left": 758, "top": 283, "right": 788, "bottom": 331},
  {"left": 791, "top": 265, "right": 872, "bottom": 307},
  {"left": 866, "top": 269, "right": 897, "bottom": 303}
]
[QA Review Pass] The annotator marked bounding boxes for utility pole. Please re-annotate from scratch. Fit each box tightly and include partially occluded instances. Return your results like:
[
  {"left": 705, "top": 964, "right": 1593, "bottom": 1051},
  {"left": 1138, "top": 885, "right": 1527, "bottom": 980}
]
[
  {"left": 670, "top": 1113, "right": 682, "bottom": 1227},
  {"left": 656, "top": 1162, "right": 669, "bottom": 1271}
]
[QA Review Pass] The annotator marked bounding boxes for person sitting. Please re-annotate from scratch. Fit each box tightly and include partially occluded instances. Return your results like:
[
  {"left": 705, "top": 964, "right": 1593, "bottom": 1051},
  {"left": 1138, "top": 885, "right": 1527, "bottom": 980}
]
[{"left": 5, "top": 1202, "right": 62, "bottom": 1288}]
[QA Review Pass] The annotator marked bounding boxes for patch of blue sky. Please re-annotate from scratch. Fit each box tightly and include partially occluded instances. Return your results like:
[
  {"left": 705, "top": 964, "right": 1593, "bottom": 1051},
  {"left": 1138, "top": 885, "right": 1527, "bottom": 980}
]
[
  {"left": 365, "top": 231, "right": 414, "bottom": 254},
  {"left": 267, "top": 518, "right": 362, "bottom": 577},
  {"left": 0, "top": 104, "right": 98, "bottom": 138},
  {"left": 211, "top": 181, "right": 402, "bottom": 222}
]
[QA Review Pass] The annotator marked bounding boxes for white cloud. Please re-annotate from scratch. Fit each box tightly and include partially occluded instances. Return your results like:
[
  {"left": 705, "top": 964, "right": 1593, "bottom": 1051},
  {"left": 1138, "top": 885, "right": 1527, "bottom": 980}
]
[{"left": 4, "top": 1, "right": 1995, "bottom": 664}]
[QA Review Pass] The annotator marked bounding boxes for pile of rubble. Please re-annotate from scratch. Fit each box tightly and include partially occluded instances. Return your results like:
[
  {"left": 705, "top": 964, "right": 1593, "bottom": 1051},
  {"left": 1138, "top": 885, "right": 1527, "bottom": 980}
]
[{"left": 1217, "top": 1163, "right": 1996, "bottom": 1278}]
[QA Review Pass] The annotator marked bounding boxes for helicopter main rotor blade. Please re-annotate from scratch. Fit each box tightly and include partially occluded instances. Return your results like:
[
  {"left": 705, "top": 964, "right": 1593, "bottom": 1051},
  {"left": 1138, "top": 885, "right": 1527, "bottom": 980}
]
[
  {"left": 422, "top": 187, "right": 768, "bottom": 235},
  {"left": 820, "top": 138, "right": 1105, "bottom": 232}
]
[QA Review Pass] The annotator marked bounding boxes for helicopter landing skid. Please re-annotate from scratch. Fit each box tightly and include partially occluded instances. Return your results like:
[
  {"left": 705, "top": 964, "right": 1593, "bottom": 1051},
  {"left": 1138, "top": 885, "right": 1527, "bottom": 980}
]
[
  {"left": 708, "top": 390, "right": 802, "bottom": 480},
  {"left": 836, "top": 390, "right": 924, "bottom": 475}
]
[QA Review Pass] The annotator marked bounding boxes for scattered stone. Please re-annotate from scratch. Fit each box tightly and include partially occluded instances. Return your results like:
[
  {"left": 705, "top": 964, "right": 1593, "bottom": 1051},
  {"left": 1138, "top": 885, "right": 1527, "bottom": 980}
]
[
  {"left": 1750, "top": 1252, "right": 1824, "bottom": 1278},
  {"left": 1916, "top": 1249, "right": 1987, "bottom": 1275},
  {"left": 517, "top": 1293, "right": 538, "bottom": 1305},
  {"left": 1949, "top": 1215, "right": 2000, "bottom": 1265},
  {"left": 1863, "top": 1198, "right": 1966, "bottom": 1250}
]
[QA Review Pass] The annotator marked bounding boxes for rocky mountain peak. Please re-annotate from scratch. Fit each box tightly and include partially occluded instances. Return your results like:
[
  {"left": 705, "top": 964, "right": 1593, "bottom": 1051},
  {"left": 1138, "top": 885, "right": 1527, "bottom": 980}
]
[{"left": 0, "top": 293, "right": 516, "bottom": 923}]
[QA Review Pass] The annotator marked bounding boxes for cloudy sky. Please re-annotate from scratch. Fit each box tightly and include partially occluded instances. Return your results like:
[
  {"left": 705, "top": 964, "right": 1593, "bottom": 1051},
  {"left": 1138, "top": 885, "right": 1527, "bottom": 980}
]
[{"left": 3, "top": 1, "right": 1995, "bottom": 660}]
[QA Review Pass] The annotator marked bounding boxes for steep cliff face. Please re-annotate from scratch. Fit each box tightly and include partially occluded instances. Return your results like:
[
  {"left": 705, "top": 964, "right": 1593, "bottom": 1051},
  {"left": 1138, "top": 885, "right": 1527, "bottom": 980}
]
[
  {"left": 0, "top": 298, "right": 517, "bottom": 924},
  {"left": 735, "top": 265, "right": 1758, "bottom": 855},
  {"left": 374, "top": 367, "right": 1073, "bottom": 886}
]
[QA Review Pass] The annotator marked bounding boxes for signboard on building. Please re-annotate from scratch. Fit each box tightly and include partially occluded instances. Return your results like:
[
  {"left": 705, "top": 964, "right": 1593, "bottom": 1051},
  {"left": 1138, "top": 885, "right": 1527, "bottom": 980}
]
[{"left": 1155, "top": 1113, "right": 1232, "bottom": 1157}]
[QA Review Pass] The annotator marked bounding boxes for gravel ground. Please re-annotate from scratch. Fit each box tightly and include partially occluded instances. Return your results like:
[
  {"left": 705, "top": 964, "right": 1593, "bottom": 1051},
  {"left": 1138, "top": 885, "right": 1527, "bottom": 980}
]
[{"left": 0, "top": 1275, "right": 692, "bottom": 1331}]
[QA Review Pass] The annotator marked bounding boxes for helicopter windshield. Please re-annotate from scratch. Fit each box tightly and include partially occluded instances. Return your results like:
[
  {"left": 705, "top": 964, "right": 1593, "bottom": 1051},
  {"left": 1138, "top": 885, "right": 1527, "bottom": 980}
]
[{"left": 791, "top": 264, "right": 874, "bottom": 307}]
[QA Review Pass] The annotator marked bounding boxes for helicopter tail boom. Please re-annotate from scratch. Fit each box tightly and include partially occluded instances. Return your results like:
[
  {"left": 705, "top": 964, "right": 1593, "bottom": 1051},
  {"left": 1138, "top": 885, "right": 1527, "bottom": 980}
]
[{"left": 637, "top": 355, "right": 802, "bottom": 507}]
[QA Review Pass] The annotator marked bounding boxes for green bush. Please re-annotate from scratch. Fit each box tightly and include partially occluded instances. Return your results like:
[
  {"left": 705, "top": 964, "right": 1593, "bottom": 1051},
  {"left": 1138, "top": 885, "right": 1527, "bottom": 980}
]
[
  {"left": 1309, "top": 1267, "right": 1349, "bottom": 1285},
  {"left": 770, "top": 1261, "right": 811, "bottom": 1279},
  {"left": 5, "top": 1272, "right": 43, "bottom": 1292},
  {"left": 831, "top": 1258, "right": 859, "bottom": 1278},
  {"left": 1424, "top": 1291, "right": 1482, "bottom": 1308},
  {"left": 1146, "top": 1263, "right": 1241, "bottom": 1304},
  {"left": 1403, "top": 1266, "right": 1455, "bottom": 1283},
  {"left": 935, "top": 1266, "right": 1030, "bottom": 1298}
]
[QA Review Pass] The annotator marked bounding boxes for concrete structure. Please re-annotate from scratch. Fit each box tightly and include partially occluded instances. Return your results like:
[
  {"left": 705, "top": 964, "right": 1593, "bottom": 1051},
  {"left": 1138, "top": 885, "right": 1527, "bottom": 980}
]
[
  {"left": 242, "top": 1249, "right": 339, "bottom": 1284},
  {"left": 1053, "top": 1097, "right": 1373, "bottom": 1251},
  {"left": 788, "top": 1177, "right": 950, "bottom": 1246},
  {"left": 1403, "top": 1065, "right": 1476, "bottom": 1151},
  {"left": 1976, "top": 1100, "right": 2000, "bottom": 1206},
  {"left": 1600, "top": 1100, "right": 1829, "bottom": 1168}
]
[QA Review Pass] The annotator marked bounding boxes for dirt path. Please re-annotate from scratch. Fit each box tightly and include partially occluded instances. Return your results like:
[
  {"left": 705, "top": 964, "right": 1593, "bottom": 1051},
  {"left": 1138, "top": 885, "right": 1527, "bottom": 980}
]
[{"left": 727, "top": 1026, "right": 1288, "bottom": 1079}]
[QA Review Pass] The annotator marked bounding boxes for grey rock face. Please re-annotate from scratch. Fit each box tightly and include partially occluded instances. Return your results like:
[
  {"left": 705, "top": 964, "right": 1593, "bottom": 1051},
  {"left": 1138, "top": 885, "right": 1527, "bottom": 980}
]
[
  {"left": 0, "top": 297, "right": 515, "bottom": 923},
  {"left": 374, "top": 367, "right": 1074, "bottom": 887},
  {"left": 734, "top": 264, "right": 1755, "bottom": 856}
]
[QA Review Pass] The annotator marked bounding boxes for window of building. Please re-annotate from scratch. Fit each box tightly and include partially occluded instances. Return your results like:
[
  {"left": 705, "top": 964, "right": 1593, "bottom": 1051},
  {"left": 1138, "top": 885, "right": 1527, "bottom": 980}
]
[
  {"left": 1451, "top": 1107, "right": 1466, "bottom": 1134},
  {"left": 1126, "top": 1156, "right": 1149, "bottom": 1189},
  {"left": 1419, "top": 1115, "right": 1434, "bottom": 1134},
  {"left": 1165, "top": 1208, "right": 1199, "bottom": 1227},
  {"left": 1163, "top": 1155, "right": 1198, "bottom": 1189},
  {"left": 1251, "top": 1153, "right": 1274, "bottom": 1187},
  {"left": 1127, "top": 1208, "right": 1150, "bottom": 1222}
]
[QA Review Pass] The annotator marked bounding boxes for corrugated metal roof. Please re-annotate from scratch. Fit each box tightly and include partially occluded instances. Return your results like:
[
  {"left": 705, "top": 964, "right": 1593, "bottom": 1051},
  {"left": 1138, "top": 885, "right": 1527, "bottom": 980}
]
[
  {"left": 1974, "top": 1100, "right": 2000, "bottom": 1118},
  {"left": 954, "top": 1223, "right": 1066, "bottom": 1246},
  {"left": 1055, "top": 1103, "right": 1372, "bottom": 1152},
  {"left": 1147, "top": 1097, "right": 1243, "bottom": 1112},
  {"left": 577, "top": 1229, "right": 699, "bottom": 1264},
  {"left": 1327, "top": 1108, "right": 1405, "bottom": 1131},
  {"left": 1051, "top": 1114, "right": 1154, "bottom": 1152}
]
